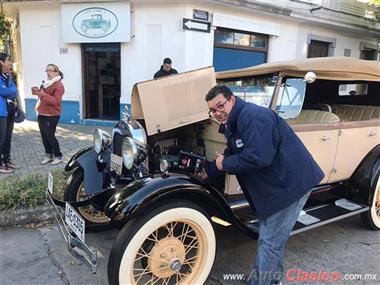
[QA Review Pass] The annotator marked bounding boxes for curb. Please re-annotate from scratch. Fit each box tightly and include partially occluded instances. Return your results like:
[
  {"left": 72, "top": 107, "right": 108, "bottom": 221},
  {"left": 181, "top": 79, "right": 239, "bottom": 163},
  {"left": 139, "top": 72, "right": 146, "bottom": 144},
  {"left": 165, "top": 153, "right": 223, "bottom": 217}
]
[{"left": 0, "top": 205, "right": 54, "bottom": 227}]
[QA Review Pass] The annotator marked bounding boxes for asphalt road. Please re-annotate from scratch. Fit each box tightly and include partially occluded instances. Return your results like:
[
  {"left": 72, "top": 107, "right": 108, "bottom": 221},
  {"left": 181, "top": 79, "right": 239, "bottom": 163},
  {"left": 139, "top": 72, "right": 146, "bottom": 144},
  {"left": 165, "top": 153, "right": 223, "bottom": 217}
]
[{"left": 1, "top": 215, "right": 379, "bottom": 285}]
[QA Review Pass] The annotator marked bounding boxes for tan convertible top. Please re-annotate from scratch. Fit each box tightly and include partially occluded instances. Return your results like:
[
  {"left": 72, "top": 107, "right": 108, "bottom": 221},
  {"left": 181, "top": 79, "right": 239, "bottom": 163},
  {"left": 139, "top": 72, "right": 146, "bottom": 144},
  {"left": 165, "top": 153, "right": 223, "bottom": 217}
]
[{"left": 216, "top": 57, "right": 380, "bottom": 81}]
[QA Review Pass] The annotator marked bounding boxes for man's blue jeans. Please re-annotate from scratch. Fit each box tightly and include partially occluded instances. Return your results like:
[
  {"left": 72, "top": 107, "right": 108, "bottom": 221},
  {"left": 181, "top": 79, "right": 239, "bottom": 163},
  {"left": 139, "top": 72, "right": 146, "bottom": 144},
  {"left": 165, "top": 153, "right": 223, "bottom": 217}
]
[{"left": 249, "top": 191, "right": 311, "bottom": 285}]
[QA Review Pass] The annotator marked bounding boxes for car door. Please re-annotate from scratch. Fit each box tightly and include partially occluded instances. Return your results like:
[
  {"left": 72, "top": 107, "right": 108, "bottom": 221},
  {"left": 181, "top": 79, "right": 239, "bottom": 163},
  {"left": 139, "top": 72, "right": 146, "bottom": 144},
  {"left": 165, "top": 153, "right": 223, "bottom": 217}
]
[
  {"left": 276, "top": 78, "right": 340, "bottom": 184},
  {"left": 328, "top": 104, "right": 380, "bottom": 183}
]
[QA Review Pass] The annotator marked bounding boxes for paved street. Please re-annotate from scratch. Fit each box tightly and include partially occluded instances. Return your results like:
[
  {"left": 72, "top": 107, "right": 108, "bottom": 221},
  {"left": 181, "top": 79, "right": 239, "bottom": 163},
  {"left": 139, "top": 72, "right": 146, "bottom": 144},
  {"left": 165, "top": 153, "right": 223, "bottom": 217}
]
[
  {"left": 0, "top": 120, "right": 112, "bottom": 179},
  {"left": 1, "top": 216, "right": 379, "bottom": 285}
]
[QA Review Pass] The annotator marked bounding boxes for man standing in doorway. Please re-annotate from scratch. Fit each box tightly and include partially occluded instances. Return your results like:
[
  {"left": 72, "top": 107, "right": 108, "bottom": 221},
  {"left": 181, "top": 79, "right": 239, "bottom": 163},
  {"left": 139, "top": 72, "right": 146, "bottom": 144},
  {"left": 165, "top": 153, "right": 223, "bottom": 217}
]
[
  {"left": 153, "top": 57, "right": 178, "bottom": 79},
  {"left": 204, "top": 85, "right": 324, "bottom": 285}
]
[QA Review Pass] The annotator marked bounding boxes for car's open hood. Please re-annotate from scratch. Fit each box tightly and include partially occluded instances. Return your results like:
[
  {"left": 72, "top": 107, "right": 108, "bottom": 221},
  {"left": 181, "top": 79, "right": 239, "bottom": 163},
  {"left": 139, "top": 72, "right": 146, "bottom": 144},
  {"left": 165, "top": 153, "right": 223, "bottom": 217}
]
[{"left": 131, "top": 67, "right": 216, "bottom": 135}]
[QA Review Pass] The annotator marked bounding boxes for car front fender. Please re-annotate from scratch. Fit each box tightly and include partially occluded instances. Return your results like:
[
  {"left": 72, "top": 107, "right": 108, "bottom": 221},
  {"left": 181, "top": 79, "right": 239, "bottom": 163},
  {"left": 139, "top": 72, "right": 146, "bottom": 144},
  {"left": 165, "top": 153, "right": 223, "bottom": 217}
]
[
  {"left": 66, "top": 146, "right": 111, "bottom": 195},
  {"left": 65, "top": 146, "right": 94, "bottom": 171},
  {"left": 103, "top": 173, "right": 257, "bottom": 238}
]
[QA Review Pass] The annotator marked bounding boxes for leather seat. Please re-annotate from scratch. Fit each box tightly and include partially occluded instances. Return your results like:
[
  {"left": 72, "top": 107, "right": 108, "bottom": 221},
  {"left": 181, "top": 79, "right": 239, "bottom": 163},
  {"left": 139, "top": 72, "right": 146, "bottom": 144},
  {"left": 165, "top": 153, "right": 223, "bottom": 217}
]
[
  {"left": 333, "top": 105, "right": 380, "bottom": 121},
  {"left": 286, "top": 110, "right": 340, "bottom": 125}
]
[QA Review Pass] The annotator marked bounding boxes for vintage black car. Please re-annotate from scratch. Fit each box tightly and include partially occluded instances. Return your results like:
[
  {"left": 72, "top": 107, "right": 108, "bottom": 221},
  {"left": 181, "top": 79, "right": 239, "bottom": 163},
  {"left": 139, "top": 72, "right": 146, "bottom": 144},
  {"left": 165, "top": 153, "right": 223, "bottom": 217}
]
[{"left": 47, "top": 57, "right": 380, "bottom": 285}]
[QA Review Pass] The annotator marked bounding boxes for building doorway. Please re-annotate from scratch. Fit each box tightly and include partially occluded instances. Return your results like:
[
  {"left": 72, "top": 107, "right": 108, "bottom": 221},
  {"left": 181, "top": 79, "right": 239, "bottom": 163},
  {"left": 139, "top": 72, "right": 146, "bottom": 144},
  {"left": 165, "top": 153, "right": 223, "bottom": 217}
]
[
  {"left": 307, "top": 40, "right": 329, "bottom": 58},
  {"left": 83, "top": 43, "right": 120, "bottom": 120},
  {"left": 360, "top": 47, "right": 378, "bottom": 60}
]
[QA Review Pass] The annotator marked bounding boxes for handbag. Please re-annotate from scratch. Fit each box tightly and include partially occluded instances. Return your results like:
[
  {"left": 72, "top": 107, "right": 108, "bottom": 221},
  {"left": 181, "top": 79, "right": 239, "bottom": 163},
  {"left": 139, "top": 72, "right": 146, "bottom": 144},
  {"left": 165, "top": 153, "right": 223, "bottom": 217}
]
[{"left": 13, "top": 103, "right": 26, "bottom": 123}]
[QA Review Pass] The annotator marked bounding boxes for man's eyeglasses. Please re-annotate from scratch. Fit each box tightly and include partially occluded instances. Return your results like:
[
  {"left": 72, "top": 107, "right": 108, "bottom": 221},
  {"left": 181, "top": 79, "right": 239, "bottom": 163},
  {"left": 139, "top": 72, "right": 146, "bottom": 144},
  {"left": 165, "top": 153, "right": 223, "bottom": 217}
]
[{"left": 208, "top": 99, "right": 228, "bottom": 116}]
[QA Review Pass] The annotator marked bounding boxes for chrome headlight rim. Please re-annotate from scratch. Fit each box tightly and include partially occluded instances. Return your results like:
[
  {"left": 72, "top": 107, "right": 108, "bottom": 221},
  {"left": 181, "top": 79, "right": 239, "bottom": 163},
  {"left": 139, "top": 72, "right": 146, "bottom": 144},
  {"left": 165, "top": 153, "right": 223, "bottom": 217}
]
[
  {"left": 94, "top": 128, "right": 112, "bottom": 154},
  {"left": 121, "top": 137, "right": 137, "bottom": 170}
]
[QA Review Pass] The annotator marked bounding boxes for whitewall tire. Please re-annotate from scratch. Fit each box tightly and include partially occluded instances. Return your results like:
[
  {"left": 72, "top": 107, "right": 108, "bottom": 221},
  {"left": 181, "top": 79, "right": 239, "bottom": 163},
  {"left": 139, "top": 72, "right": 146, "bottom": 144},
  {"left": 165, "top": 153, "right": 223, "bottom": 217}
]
[
  {"left": 108, "top": 202, "right": 216, "bottom": 285},
  {"left": 361, "top": 172, "right": 380, "bottom": 230}
]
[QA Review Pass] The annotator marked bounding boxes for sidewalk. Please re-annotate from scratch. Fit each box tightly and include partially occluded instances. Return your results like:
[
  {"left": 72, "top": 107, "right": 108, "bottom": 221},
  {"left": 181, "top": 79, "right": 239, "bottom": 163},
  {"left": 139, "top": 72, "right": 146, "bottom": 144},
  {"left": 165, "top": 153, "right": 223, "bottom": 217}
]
[{"left": 0, "top": 120, "right": 113, "bottom": 179}]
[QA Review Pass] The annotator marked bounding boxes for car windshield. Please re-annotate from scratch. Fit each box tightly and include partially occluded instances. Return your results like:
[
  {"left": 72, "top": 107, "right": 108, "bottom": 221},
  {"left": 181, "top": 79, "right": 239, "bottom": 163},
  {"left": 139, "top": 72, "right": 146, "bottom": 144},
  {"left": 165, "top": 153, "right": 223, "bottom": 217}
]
[
  {"left": 219, "top": 74, "right": 278, "bottom": 108},
  {"left": 275, "top": 78, "right": 306, "bottom": 119}
]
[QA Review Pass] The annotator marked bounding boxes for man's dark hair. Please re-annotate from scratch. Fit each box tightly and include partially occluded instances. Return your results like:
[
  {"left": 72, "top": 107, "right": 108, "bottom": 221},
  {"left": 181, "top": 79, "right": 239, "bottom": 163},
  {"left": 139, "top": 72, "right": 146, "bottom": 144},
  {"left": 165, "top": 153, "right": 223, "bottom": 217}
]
[
  {"left": 205, "top": 85, "right": 233, "bottom": 101},
  {"left": 163, "top": 57, "right": 172, "bottom": 64}
]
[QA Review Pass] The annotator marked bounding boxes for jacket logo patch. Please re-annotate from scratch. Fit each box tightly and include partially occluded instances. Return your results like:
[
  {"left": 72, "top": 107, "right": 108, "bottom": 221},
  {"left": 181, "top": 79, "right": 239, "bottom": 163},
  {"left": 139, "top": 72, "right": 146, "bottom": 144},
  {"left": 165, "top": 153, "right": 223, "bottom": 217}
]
[{"left": 236, "top": 139, "right": 244, "bottom": 148}]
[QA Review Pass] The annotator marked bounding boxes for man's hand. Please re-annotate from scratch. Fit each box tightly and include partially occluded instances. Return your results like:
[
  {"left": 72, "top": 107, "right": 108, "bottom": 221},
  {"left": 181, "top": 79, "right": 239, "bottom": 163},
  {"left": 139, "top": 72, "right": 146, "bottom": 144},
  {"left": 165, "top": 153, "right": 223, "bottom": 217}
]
[
  {"left": 215, "top": 151, "right": 224, "bottom": 171},
  {"left": 197, "top": 168, "right": 208, "bottom": 180}
]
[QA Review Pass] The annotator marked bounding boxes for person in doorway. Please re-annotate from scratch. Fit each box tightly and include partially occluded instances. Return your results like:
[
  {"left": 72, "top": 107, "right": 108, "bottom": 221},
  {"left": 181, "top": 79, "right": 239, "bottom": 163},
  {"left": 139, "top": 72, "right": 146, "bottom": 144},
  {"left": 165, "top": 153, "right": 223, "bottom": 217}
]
[
  {"left": 204, "top": 85, "right": 324, "bottom": 285},
  {"left": 0, "top": 52, "right": 18, "bottom": 174},
  {"left": 153, "top": 57, "right": 178, "bottom": 79},
  {"left": 32, "top": 64, "right": 64, "bottom": 165}
]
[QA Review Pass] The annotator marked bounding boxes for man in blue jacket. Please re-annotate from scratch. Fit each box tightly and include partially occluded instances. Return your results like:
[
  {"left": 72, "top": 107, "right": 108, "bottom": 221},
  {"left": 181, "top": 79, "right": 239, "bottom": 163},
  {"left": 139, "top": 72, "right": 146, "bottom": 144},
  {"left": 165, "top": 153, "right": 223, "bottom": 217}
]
[{"left": 205, "top": 85, "right": 324, "bottom": 285}]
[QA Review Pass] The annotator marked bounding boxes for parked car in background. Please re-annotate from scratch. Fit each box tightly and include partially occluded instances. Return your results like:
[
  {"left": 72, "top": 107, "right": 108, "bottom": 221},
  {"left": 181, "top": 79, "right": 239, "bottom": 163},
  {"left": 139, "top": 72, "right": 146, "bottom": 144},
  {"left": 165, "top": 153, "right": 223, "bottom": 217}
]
[{"left": 47, "top": 57, "right": 380, "bottom": 284}]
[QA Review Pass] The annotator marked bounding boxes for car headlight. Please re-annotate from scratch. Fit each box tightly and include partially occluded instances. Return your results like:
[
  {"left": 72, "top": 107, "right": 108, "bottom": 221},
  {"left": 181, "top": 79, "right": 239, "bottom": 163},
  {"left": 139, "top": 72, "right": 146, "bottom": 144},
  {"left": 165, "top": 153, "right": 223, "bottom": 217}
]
[
  {"left": 121, "top": 137, "right": 148, "bottom": 170},
  {"left": 94, "top": 129, "right": 112, "bottom": 154}
]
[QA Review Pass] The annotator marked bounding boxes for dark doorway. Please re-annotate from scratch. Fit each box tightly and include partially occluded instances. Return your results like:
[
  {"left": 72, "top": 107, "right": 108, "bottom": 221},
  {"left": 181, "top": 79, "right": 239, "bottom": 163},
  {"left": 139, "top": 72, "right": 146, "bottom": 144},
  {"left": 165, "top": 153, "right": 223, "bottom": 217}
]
[
  {"left": 307, "top": 40, "right": 329, "bottom": 58},
  {"left": 360, "top": 48, "right": 377, "bottom": 60},
  {"left": 83, "top": 43, "right": 120, "bottom": 120}
]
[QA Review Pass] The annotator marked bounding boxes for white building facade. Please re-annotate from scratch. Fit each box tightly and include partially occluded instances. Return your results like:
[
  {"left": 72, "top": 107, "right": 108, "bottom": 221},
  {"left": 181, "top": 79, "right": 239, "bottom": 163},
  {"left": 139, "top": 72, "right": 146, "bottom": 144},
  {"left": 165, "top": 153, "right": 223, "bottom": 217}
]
[{"left": 3, "top": 0, "right": 379, "bottom": 124}]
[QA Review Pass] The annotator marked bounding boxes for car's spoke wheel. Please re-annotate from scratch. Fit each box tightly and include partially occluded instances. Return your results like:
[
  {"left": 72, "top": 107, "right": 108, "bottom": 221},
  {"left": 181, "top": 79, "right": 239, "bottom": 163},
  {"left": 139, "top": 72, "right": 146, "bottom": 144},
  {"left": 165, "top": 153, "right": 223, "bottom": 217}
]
[
  {"left": 370, "top": 176, "right": 380, "bottom": 228},
  {"left": 75, "top": 182, "right": 110, "bottom": 224},
  {"left": 361, "top": 171, "right": 380, "bottom": 230},
  {"left": 64, "top": 168, "right": 109, "bottom": 225},
  {"left": 108, "top": 202, "right": 216, "bottom": 285}
]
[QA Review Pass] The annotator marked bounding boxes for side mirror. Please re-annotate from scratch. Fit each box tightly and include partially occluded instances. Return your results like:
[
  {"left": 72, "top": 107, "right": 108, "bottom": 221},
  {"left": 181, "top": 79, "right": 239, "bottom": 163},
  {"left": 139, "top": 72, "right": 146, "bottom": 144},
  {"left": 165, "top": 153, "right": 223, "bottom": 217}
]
[{"left": 304, "top": 72, "right": 317, "bottom": 83}]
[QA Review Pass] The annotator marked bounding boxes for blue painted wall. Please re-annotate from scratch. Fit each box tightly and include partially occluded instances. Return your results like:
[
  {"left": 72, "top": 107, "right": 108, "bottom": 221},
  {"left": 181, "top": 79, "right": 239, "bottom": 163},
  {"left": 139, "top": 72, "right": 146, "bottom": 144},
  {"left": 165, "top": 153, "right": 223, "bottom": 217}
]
[
  {"left": 24, "top": 98, "right": 130, "bottom": 126},
  {"left": 213, "top": 47, "right": 266, "bottom": 72}
]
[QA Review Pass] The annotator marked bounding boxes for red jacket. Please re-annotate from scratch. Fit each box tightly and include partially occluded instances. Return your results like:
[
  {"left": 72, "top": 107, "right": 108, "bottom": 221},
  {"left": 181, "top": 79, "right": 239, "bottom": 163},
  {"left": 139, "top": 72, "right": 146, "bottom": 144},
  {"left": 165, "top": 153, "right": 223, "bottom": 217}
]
[{"left": 37, "top": 80, "right": 64, "bottom": 116}]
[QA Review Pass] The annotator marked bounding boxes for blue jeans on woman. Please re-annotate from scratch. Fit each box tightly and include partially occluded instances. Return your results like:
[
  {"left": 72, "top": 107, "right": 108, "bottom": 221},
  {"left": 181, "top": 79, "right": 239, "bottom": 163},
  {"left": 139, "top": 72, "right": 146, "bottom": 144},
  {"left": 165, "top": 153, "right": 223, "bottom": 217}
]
[
  {"left": 0, "top": 116, "right": 7, "bottom": 165},
  {"left": 249, "top": 191, "right": 311, "bottom": 285}
]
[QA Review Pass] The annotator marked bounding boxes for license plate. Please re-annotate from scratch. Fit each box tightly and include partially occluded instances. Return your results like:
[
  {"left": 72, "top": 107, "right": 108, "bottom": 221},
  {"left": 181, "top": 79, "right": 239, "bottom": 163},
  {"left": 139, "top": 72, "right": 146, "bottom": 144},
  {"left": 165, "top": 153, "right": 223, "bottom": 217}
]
[
  {"left": 65, "top": 203, "right": 86, "bottom": 243},
  {"left": 48, "top": 171, "right": 54, "bottom": 195},
  {"left": 111, "top": 153, "right": 123, "bottom": 175}
]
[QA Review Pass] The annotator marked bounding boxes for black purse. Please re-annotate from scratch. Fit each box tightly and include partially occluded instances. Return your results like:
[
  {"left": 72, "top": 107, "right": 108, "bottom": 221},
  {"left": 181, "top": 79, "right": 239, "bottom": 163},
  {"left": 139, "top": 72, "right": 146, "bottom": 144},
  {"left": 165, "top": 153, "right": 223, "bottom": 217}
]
[
  {"left": 13, "top": 104, "right": 26, "bottom": 123},
  {"left": 8, "top": 98, "right": 26, "bottom": 123}
]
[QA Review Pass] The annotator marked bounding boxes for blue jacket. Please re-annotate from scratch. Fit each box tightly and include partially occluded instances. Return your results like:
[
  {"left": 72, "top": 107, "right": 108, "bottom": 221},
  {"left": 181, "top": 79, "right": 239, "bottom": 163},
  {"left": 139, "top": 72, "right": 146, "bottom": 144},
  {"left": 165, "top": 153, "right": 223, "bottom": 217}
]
[
  {"left": 0, "top": 74, "right": 18, "bottom": 117},
  {"left": 207, "top": 97, "right": 324, "bottom": 219}
]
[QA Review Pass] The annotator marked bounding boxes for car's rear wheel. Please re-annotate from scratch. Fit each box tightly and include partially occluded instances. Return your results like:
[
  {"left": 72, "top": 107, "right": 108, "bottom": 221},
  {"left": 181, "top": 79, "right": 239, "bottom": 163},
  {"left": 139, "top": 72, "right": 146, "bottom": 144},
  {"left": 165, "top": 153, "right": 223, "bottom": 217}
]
[
  {"left": 64, "top": 168, "right": 110, "bottom": 225},
  {"left": 361, "top": 172, "right": 380, "bottom": 230},
  {"left": 108, "top": 201, "right": 216, "bottom": 285}
]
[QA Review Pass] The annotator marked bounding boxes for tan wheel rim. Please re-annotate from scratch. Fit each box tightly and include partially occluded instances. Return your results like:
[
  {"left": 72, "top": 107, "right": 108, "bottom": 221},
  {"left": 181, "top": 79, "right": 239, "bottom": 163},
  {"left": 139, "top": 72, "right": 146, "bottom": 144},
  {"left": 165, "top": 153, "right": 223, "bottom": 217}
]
[
  {"left": 375, "top": 182, "right": 380, "bottom": 220},
  {"left": 76, "top": 182, "right": 109, "bottom": 224},
  {"left": 131, "top": 220, "right": 207, "bottom": 284}
]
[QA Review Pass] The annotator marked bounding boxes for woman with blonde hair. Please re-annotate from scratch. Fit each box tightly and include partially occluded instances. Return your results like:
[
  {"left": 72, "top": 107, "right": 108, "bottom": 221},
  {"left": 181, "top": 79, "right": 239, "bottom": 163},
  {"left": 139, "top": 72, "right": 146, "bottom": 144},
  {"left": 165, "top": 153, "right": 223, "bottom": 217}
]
[{"left": 32, "top": 64, "right": 64, "bottom": 165}]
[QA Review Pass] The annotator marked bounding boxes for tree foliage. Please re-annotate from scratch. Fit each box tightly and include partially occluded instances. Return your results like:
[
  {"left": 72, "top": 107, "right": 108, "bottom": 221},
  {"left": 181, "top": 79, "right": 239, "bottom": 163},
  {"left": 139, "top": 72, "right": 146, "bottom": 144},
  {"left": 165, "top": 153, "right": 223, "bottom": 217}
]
[
  {"left": 0, "top": 14, "right": 11, "bottom": 50},
  {"left": 366, "top": 0, "right": 380, "bottom": 23}
]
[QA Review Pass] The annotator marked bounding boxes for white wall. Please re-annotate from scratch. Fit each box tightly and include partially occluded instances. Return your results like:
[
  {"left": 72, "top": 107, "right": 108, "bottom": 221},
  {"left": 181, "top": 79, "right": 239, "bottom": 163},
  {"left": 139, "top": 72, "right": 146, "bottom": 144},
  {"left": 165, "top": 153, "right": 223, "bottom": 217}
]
[
  {"left": 19, "top": 7, "right": 82, "bottom": 111},
  {"left": 295, "top": 24, "right": 368, "bottom": 58}
]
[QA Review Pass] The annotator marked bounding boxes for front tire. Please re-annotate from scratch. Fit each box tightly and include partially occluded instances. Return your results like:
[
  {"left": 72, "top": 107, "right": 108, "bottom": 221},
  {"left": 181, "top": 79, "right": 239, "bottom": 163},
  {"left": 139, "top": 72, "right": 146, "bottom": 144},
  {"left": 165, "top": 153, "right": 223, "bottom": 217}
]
[
  {"left": 361, "top": 171, "right": 380, "bottom": 230},
  {"left": 64, "top": 168, "right": 110, "bottom": 225},
  {"left": 108, "top": 201, "right": 216, "bottom": 285}
]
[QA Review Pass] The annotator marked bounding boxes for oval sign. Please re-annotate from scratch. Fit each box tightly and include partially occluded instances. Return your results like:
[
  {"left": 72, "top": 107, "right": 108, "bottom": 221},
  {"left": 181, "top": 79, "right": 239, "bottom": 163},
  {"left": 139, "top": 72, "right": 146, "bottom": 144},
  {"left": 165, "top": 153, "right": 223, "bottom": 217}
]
[{"left": 72, "top": 7, "right": 118, "bottom": 38}]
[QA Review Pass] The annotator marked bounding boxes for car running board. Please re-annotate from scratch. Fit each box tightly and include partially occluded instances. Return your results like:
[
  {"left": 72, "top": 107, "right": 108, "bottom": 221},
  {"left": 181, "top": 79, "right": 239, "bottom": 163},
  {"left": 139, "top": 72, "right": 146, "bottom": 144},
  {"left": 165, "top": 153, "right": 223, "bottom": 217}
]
[{"left": 245, "top": 199, "right": 369, "bottom": 236}]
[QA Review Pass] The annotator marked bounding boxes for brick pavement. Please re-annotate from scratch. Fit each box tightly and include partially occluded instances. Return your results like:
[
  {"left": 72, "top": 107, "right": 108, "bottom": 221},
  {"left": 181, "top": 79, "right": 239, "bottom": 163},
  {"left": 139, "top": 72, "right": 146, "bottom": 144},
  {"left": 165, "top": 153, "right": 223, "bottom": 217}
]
[{"left": 0, "top": 120, "right": 113, "bottom": 179}]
